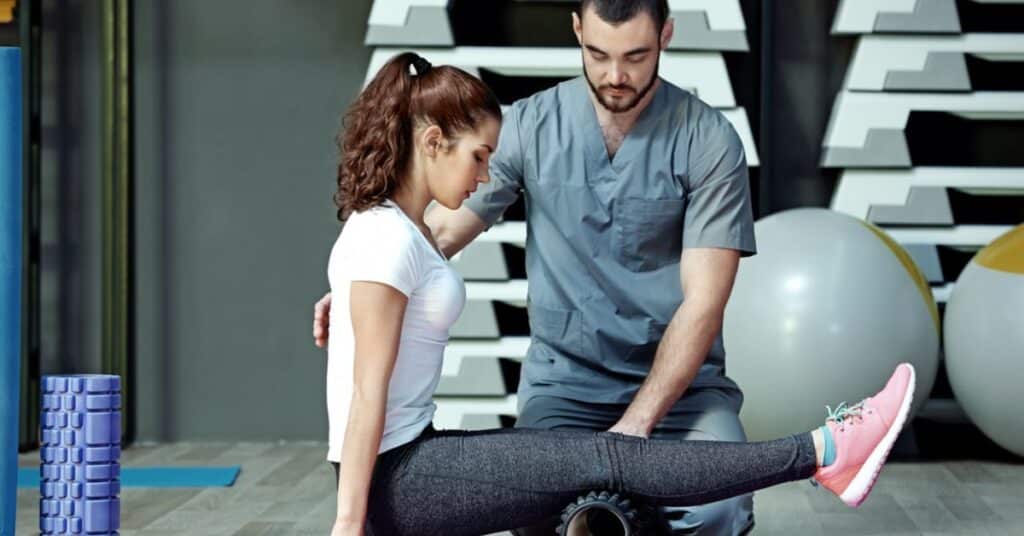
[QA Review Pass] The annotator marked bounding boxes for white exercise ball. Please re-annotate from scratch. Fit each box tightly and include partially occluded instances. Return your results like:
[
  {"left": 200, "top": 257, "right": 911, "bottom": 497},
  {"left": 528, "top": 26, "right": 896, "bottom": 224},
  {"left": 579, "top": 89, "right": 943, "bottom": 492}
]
[
  {"left": 724, "top": 208, "right": 939, "bottom": 440},
  {"left": 944, "top": 223, "right": 1024, "bottom": 457}
]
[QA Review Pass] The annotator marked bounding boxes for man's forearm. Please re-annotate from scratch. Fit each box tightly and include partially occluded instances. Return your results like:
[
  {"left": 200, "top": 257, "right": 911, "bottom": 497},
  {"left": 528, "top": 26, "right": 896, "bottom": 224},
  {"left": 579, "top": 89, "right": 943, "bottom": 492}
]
[
  {"left": 612, "top": 302, "right": 722, "bottom": 436},
  {"left": 425, "top": 204, "right": 488, "bottom": 258}
]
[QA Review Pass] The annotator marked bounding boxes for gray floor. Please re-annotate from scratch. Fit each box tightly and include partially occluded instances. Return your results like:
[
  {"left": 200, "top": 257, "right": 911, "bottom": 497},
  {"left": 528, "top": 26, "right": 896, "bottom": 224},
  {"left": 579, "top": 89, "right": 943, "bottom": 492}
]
[{"left": 15, "top": 442, "right": 1024, "bottom": 535}]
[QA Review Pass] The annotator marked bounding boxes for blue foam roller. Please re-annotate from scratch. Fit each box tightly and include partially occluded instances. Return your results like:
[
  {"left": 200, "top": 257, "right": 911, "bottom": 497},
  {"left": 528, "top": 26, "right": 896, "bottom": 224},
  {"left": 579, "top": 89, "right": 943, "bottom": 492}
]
[
  {"left": 40, "top": 375, "right": 122, "bottom": 535},
  {"left": 1, "top": 46, "right": 24, "bottom": 536}
]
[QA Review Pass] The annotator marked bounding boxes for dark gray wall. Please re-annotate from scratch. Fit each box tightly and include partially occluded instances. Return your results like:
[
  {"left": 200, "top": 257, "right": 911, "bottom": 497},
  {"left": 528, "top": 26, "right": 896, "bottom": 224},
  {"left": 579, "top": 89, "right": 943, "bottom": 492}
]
[
  {"left": 758, "top": 1, "right": 853, "bottom": 213},
  {"left": 42, "top": 0, "right": 373, "bottom": 441},
  {"left": 41, "top": 0, "right": 103, "bottom": 379}
]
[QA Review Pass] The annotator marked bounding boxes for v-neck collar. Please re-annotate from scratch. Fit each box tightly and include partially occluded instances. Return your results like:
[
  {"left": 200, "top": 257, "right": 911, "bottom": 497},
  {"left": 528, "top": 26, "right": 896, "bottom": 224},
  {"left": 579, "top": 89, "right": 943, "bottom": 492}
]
[
  {"left": 381, "top": 199, "right": 448, "bottom": 262},
  {"left": 574, "top": 76, "right": 665, "bottom": 173}
]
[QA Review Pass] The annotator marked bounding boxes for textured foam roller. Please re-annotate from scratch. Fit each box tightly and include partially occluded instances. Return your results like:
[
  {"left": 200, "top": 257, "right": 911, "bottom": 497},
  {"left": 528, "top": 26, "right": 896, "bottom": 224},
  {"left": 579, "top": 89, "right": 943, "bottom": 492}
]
[{"left": 40, "top": 375, "right": 122, "bottom": 535}]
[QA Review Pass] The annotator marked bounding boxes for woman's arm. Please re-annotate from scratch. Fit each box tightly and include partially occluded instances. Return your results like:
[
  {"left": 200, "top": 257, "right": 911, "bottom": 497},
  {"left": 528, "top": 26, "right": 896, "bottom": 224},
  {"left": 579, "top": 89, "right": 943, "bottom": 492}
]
[{"left": 333, "top": 280, "right": 408, "bottom": 534}]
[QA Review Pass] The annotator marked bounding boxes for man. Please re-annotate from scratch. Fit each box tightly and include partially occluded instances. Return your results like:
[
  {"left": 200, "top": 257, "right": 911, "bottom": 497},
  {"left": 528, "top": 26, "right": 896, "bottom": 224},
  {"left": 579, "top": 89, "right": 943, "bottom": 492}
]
[{"left": 315, "top": 1, "right": 757, "bottom": 533}]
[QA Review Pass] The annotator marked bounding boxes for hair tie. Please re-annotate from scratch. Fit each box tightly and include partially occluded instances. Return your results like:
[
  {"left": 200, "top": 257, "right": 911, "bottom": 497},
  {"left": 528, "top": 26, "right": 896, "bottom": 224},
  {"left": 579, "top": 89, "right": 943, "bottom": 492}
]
[{"left": 411, "top": 56, "right": 432, "bottom": 77}]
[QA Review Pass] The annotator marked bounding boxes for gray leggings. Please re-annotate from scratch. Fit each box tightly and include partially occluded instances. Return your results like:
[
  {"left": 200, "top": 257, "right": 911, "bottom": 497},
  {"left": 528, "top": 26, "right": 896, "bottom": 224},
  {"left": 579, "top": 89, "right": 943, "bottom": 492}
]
[{"left": 331, "top": 426, "right": 817, "bottom": 536}]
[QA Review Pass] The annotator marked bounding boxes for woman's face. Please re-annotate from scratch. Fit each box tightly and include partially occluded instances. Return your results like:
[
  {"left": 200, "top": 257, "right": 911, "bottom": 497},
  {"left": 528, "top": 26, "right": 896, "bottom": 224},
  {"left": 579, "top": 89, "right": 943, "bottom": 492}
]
[{"left": 426, "top": 117, "right": 501, "bottom": 210}]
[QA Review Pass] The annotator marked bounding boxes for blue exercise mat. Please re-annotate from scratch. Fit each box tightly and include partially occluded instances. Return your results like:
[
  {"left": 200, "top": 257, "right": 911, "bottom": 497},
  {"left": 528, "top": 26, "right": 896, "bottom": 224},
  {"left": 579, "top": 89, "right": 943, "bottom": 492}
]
[{"left": 19, "top": 466, "right": 241, "bottom": 488}]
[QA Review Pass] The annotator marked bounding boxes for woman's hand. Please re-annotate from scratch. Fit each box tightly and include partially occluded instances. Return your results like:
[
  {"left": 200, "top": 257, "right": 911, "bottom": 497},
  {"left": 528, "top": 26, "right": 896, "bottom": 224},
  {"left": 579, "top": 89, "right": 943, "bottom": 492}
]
[{"left": 313, "top": 291, "right": 332, "bottom": 348}]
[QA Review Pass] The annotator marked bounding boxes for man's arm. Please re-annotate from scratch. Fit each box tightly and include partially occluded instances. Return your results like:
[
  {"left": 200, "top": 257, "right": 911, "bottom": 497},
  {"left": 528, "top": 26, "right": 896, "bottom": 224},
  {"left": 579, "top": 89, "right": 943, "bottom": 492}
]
[
  {"left": 425, "top": 204, "right": 489, "bottom": 259},
  {"left": 437, "top": 99, "right": 527, "bottom": 256},
  {"left": 608, "top": 247, "right": 740, "bottom": 437}
]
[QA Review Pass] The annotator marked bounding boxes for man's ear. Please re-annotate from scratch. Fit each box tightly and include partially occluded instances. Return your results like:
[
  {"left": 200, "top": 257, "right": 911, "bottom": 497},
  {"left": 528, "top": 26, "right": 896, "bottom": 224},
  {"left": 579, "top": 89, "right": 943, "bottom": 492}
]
[
  {"left": 660, "top": 17, "right": 674, "bottom": 50},
  {"left": 572, "top": 12, "right": 583, "bottom": 46}
]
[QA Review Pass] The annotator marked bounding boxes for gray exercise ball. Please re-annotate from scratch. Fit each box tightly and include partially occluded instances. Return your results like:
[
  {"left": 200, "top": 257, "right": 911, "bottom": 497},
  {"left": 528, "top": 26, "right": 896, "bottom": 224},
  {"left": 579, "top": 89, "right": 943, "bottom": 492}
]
[
  {"left": 944, "top": 223, "right": 1024, "bottom": 457},
  {"left": 723, "top": 208, "right": 939, "bottom": 441}
]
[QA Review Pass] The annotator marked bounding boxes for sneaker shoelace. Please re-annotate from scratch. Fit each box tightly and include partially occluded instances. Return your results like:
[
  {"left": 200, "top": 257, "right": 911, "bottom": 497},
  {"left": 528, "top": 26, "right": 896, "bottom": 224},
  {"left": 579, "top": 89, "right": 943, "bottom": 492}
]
[{"left": 825, "top": 401, "right": 867, "bottom": 432}]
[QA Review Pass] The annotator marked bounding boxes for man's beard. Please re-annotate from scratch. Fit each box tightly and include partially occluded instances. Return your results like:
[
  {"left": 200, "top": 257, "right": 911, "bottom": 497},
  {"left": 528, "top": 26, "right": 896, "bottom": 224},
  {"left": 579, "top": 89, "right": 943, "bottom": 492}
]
[{"left": 583, "top": 58, "right": 659, "bottom": 113}]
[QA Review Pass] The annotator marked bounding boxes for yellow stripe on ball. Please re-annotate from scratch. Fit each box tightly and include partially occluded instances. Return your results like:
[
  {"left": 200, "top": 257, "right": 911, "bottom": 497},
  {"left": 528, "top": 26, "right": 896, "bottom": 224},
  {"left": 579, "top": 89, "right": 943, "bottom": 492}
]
[
  {"left": 860, "top": 221, "right": 940, "bottom": 335},
  {"left": 975, "top": 224, "right": 1024, "bottom": 275}
]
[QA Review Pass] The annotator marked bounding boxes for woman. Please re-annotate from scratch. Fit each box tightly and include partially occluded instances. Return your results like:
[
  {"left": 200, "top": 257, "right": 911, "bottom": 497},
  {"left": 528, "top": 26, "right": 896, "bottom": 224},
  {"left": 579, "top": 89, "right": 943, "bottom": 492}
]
[{"left": 323, "top": 52, "right": 915, "bottom": 536}]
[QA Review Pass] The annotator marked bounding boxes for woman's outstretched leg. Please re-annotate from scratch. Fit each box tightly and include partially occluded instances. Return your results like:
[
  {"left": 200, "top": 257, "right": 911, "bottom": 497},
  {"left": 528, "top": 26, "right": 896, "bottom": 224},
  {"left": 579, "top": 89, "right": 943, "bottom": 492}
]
[
  {"left": 364, "top": 428, "right": 814, "bottom": 536},
  {"left": 365, "top": 364, "right": 914, "bottom": 536},
  {"left": 618, "top": 362, "right": 917, "bottom": 509}
]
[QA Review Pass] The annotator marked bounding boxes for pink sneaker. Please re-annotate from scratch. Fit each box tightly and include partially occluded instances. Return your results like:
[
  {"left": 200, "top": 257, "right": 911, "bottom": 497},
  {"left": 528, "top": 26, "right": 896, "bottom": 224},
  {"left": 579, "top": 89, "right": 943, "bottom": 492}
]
[{"left": 814, "top": 363, "right": 916, "bottom": 507}]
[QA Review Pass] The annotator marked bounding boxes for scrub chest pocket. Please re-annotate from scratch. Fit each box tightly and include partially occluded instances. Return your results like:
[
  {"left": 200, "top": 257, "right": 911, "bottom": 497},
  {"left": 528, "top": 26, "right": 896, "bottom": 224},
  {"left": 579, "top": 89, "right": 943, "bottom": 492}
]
[{"left": 613, "top": 198, "right": 685, "bottom": 272}]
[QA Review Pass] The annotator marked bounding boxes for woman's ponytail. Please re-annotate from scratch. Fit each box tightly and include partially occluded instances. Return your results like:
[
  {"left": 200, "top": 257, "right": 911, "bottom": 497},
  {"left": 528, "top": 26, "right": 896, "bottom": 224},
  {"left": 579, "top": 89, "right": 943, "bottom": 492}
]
[{"left": 335, "top": 53, "right": 502, "bottom": 220}]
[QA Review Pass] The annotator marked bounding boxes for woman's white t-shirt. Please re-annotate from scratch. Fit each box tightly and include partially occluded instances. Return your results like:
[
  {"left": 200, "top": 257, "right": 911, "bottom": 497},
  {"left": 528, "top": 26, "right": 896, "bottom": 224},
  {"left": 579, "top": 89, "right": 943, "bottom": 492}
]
[{"left": 326, "top": 200, "right": 465, "bottom": 462}]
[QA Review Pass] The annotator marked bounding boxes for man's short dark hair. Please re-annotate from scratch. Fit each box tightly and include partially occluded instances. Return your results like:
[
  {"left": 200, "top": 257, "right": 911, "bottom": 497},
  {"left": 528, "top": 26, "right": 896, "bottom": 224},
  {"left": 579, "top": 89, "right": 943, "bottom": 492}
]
[{"left": 579, "top": 0, "right": 670, "bottom": 30}]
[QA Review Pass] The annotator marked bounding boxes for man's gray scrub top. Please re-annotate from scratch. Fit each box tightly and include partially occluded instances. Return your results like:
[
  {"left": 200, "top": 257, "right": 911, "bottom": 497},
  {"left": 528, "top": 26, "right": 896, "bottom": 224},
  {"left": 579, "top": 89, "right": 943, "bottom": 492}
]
[{"left": 463, "top": 77, "right": 756, "bottom": 407}]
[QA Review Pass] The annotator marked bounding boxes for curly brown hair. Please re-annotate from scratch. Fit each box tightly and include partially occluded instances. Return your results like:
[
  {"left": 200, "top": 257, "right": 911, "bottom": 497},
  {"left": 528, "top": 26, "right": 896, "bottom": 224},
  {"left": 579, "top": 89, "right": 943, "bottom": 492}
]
[{"left": 334, "top": 52, "right": 502, "bottom": 221}]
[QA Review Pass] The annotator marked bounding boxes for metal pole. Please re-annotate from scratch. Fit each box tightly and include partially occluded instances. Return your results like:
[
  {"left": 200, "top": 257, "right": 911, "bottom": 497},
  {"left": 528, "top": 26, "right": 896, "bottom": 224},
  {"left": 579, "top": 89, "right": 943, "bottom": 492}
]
[
  {"left": 101, "top": 0, "right": 134, "bottom": 445},
  {"left": 19, "top": 0, "right": 42, "bottom": 453}
]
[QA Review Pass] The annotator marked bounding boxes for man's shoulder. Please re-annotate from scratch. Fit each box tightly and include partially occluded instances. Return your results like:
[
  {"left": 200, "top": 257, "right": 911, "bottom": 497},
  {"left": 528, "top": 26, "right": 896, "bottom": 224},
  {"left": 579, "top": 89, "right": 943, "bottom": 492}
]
[
  {"left": 655, "top": 82, "right": 742, "bottom": 159},
  {"left": 659, "top": 80, "right": 735, "bottom": 136},
  {"left": 507, "top": 77, "right": 582, "bottom": 122}
]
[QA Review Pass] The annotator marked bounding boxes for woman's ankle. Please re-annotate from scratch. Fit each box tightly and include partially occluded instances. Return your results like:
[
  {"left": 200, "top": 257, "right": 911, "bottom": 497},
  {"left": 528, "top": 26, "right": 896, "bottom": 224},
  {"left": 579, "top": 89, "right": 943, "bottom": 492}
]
[{"left": 811, "top": 428, "right": 824, "bottom": 467}]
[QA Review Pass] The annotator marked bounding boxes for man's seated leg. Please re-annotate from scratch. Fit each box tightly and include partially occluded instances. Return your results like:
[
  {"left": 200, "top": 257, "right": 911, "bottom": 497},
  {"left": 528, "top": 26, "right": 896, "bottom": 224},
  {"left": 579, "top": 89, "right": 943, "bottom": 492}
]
[
  {"left": 656, "top": 494, "right": 752, "bottom": 535},
  {"left": 510, "top": 391, "right": 754, "bottom": 535},
  {"left": 653, "top": 387, "right": 753, "bottom": 536}
]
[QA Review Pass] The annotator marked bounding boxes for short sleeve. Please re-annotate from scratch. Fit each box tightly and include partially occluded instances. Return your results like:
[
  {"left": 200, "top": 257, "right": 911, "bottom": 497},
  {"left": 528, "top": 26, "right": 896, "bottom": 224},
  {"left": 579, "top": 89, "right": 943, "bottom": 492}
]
[
  {"left": 463, "top": 102, "right": 526, "bottom": 227},
  {"left": 681, "top": 116, "right": 757, "bottom": 257},
  {"left": 345, "top": 213, "right": 421, "bottom": 297}
]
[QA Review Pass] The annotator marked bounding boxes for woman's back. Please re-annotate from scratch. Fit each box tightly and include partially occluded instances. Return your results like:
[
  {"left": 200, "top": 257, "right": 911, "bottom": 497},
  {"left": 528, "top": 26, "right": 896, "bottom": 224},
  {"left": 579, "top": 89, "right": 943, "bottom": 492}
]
[{"left": 325, "top": 201, "right": 465, "bottom": 461}]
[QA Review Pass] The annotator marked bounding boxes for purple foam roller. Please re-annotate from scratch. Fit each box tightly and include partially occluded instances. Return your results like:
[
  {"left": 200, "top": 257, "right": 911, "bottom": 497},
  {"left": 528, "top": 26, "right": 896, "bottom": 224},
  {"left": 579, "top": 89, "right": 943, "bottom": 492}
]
[{"left": 40, "top": 375, "right": 122, "bottom": 535}]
